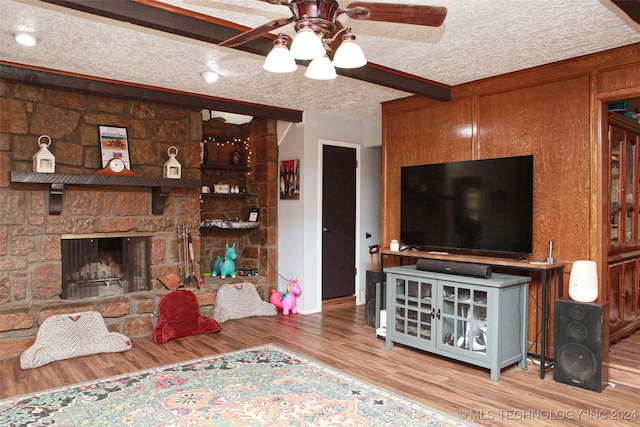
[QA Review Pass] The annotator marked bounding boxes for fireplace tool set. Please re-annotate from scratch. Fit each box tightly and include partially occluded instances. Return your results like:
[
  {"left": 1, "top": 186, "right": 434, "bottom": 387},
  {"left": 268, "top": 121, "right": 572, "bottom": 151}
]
[{"left": 176, "top": 224, "right": 201, "bottom": 289}]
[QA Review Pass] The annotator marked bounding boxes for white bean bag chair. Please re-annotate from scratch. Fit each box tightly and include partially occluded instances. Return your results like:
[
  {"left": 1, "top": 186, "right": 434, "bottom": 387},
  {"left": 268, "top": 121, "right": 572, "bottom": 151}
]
[
  {"left": 20, "top": 311, "right": 132, "bottom": 369},
  {"left": 213, "top": 283, "right": 277, "bottom": 323}
]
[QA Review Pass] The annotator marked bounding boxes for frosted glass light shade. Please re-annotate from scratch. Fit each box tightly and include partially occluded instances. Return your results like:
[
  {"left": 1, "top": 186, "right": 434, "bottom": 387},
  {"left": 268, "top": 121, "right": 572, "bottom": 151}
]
[
  {"left": 332, "top": 40, "right": 366, "bottom": 69},
  {"left": 290, "top": 29, "right": 325, "bottom": 60},
  {"left": 305, "top": 55, "right": 337, "bottom": 80},
  {"left": 263, "top": 45, "right": 298, "bottom": 73}
]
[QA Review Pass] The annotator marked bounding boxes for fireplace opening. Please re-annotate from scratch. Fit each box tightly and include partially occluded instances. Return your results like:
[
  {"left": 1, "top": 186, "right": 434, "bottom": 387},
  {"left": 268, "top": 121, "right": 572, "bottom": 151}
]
[{"left": 61, "top": 234, "right": 151, "bottom": 300}]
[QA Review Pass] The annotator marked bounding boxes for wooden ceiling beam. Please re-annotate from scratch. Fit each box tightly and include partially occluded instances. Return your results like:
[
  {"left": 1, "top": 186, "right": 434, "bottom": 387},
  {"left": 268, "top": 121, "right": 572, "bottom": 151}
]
[
  {"left": 39, "top": 0, "right": 275, "bottom": 56},
  {"left": 39, "top": 0, "right": 451, "bottom": 102},
  {"left": 611, "top": 0, "right": 640, "bottom": 26},
  {"left": 0, "top": 62, "right": 304, "bottom": 123}
]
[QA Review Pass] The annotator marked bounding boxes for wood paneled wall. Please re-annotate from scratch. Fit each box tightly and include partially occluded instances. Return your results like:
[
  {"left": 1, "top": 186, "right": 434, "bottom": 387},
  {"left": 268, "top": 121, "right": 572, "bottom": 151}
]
[
  {"left": 382, "top": 77, "right": 592, "bottom": 263},
  {"left": 478, "top": 76, "right": 592, "bottom": 262},
  {"left": 382, "top": 43, "right": 640, "bottom": 269},
  {"left": 382, "top": 98, "right": 474, "bottom": 244},
  {"left": 381, "top": 44, "right": 640, "bottom": 347}
]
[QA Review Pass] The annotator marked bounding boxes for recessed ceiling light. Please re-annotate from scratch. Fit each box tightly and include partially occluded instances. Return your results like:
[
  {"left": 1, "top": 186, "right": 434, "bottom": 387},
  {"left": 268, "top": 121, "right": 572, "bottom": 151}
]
[
  {"left": 15, "top": 33, "right": 38, "bottom": 47},
  {"left": 201, "top": 71, "right": 219, "bottom": 84}
]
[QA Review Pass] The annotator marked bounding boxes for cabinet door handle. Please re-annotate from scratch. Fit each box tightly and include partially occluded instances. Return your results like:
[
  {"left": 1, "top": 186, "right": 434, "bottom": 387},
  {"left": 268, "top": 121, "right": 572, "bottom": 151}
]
[
  {"left": 431, "top": 308, "right": 435, "bottom": 319},
  {"left": 436, "top": 308, "right": 441, "bottom": 320}
]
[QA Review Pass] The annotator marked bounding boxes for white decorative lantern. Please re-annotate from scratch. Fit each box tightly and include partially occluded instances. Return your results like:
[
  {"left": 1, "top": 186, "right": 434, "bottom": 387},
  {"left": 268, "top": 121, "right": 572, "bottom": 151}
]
[
  {"left": 33, "top": 135, "right": 56, "bottom": 173},
  {"left": 163, "top": 146, "right": 182, "bottom": 179}
]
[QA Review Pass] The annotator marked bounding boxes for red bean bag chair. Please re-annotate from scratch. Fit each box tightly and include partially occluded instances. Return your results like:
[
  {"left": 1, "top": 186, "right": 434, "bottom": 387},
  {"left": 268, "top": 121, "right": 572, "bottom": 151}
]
[{"left": 153, "top": 289, "right": 221, "bottom": 344}]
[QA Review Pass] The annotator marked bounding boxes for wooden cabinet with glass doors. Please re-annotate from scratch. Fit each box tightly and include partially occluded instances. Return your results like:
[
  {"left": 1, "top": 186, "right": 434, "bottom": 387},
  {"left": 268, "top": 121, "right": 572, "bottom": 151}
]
[
  {"left": 607, "top": 112, "right": 640, "bottom": 343},
  {"left": 384, "top": 265, "right": 530, "bottom": 381}
]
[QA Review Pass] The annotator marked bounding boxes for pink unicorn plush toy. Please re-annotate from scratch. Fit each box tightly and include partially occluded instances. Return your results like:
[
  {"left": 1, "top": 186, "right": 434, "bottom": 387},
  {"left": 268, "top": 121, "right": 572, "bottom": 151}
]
[{"left": 270, "top": 277, "right": 301, "bottom": 315}]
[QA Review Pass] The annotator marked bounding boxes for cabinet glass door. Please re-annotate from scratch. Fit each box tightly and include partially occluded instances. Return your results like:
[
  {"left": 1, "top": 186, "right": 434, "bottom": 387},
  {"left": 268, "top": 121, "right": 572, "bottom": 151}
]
[
  {"left": 393, "top": 277, "right": 433, "bottom": 341},
  {"left": 609, "top": 124, "right": 639, "bottom": 250},
  {"left": 610, "top": 125, "right": 623, "bottom": 248},
  {"left": 624, "top": 132, "right": 637, "bottom": 246},
  {"left": 440, "top": 284, "right": 488, "bottom": 355}
]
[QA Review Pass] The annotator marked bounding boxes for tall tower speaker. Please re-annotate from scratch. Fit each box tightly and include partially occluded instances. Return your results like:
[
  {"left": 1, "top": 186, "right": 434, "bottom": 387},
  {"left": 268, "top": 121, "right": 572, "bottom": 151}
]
[
  {"left": 365, "top": 270, "right": 385, "bottom": 328},
  {"left": 553, "top": 299, "right": 609, "bottom": 392}
]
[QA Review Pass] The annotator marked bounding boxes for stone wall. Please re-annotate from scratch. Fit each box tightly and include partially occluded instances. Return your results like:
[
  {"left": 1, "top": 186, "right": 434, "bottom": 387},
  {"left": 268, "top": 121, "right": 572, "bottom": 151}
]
[{"left": 0, "top": 80, "right": 279, "bottom": 359}]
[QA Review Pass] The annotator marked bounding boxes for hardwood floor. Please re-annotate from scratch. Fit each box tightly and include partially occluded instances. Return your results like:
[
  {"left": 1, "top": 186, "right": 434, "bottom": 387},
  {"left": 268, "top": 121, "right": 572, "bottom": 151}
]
[{"left": 2, "top": 302, "right": 638, "bottom": 426}]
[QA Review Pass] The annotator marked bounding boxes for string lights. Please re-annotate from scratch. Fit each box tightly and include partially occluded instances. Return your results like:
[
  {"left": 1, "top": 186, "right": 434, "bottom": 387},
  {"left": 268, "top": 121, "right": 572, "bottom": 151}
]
[{"left": 202, "top": 136, "right": 253, "bottom": 171}]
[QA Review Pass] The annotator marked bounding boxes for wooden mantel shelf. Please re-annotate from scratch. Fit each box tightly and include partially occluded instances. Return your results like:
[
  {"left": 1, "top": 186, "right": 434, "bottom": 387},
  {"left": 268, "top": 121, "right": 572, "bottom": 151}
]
[{"left": 11, "top": 171, "right": 200, "bottom": 215}]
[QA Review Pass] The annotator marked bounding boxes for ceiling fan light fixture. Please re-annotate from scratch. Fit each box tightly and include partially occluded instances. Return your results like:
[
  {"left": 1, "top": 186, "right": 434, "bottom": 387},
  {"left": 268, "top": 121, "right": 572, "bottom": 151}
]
[
  {"left": 14, "top": 33, "right": 38, "bottom": 47},
  {"left": 263, "top": 35, "right": 297, "bottom": 73},
  {"left": 332, "top": 30, "right": 366, "bottom": 69},
  {"left": 305, "top": 55, "right": 337, "bottom": 80},
  {"left": 290, "top": 17, "right": 325, "bottom": 60}
]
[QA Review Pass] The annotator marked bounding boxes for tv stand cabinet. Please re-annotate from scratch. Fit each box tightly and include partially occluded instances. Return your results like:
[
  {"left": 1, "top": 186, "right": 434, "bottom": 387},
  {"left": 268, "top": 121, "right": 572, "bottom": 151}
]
[
  {"left": 380, "top": 249, "right": 564, "bottom": 379},
  {"left": 384, "top": 265, "right": 530, "bottom": 381}
]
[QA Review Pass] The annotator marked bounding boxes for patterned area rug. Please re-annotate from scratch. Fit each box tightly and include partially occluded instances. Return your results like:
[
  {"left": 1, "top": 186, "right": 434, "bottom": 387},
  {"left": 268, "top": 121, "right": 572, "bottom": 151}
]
[{"left": 1, "top": 344, "right": 474, "bottom": 426}]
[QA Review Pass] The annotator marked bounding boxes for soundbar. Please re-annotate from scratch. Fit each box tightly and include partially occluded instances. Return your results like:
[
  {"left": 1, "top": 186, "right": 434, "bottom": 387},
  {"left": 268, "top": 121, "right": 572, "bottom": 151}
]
[{"left": 416, "top": 259, "right": 492, "bottom": 279}]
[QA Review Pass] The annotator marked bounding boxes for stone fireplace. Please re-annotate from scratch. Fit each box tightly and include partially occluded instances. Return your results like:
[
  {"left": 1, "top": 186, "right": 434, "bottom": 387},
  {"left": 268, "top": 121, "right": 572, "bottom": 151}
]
[
  {"left": 61, "top": 233, "right": 151, "bottom": 300},
  {"left": 0, "top": 78, "right": 279, "bottom": 360},
  {"left": 0, "top": 80, "right": 206, "bottom": 359}
]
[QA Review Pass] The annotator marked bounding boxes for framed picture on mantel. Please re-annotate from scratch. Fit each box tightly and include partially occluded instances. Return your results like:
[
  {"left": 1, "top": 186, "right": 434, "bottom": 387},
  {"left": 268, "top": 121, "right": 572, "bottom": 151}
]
[{"left": 99, "top": 125, "right": 131, "bottom": 170}]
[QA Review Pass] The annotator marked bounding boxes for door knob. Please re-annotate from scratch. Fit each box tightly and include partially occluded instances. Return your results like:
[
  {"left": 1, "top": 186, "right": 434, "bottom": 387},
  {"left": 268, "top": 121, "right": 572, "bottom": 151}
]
[{"left": 323, "top": 227, "right": 330, "bottom": 232}]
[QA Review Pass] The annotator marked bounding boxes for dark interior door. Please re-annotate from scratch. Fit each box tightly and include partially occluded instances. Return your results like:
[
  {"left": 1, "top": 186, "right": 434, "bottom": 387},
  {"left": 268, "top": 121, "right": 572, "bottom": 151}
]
[{"left": 322, "top": 144, "right": 356, "bottom": 300}]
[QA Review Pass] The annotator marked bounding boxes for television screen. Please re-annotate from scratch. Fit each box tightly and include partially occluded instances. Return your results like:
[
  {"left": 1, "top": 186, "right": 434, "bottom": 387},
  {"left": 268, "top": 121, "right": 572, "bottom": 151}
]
[{"left": 400, "top": 155, "right": 534, "bottom": 255}]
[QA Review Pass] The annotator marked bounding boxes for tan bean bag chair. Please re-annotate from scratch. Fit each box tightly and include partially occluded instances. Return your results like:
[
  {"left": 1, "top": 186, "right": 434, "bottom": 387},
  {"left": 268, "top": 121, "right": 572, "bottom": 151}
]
[
  {"left": 213, "top": 283, "right": 277, "bottom": 323},
  {"left": 20, "top": 311, "right": 132, "bottom": 369}
]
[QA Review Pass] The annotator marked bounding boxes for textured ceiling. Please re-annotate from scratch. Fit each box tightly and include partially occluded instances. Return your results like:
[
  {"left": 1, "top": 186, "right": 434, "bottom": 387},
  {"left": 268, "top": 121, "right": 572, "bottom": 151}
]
[{"left": 1, "top": 0, "right": 639, "bottom": 121}]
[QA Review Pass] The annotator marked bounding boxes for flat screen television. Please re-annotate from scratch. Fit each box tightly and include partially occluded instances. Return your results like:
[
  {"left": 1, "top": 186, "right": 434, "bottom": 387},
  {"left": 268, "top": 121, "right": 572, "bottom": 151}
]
[{"left": 400, "top": 155, "right": 534, "bottom": 255}]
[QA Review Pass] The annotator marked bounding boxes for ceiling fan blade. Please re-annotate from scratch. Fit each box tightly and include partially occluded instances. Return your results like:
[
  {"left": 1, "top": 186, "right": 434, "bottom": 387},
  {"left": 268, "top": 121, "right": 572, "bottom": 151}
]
[
  {"left": 344, "top": 2, "right": 447, "bottom": 27},
  {"left": 218, "top": 16, "right": 295, "bottom": 47}
]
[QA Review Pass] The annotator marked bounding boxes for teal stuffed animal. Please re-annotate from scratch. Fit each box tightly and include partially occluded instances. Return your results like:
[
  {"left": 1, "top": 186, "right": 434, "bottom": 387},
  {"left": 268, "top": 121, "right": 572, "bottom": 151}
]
[{"left": 212, "top": 242, "right": 237, "bottom": 278}]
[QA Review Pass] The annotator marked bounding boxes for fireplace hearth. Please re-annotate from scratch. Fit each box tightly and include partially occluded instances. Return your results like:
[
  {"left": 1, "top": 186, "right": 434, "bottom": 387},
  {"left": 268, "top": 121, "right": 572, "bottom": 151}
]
[{"left": 61, "top": 233, "right": 151, "bottom": 300}]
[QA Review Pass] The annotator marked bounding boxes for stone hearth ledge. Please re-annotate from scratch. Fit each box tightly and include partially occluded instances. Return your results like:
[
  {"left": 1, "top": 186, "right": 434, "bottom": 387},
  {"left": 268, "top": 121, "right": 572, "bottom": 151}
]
[{"left": 0, "top": 276, "right": 273, "bottom": 360}]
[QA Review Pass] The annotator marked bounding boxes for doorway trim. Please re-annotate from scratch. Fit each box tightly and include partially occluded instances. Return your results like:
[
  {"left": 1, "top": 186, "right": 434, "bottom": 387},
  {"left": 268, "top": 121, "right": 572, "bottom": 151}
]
[{"left": 316, "top": 139, "right": 362, "bottom": 309}]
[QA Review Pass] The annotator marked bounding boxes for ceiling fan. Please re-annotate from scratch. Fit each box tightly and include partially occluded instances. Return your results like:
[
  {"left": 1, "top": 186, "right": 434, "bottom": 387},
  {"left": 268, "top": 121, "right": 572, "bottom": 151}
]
[
  {"left": 218, "top": 1, "right": 448, "bottom": 54},
  {"left": 216, "top": 0, "right": 445, "bottom": 79}
]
